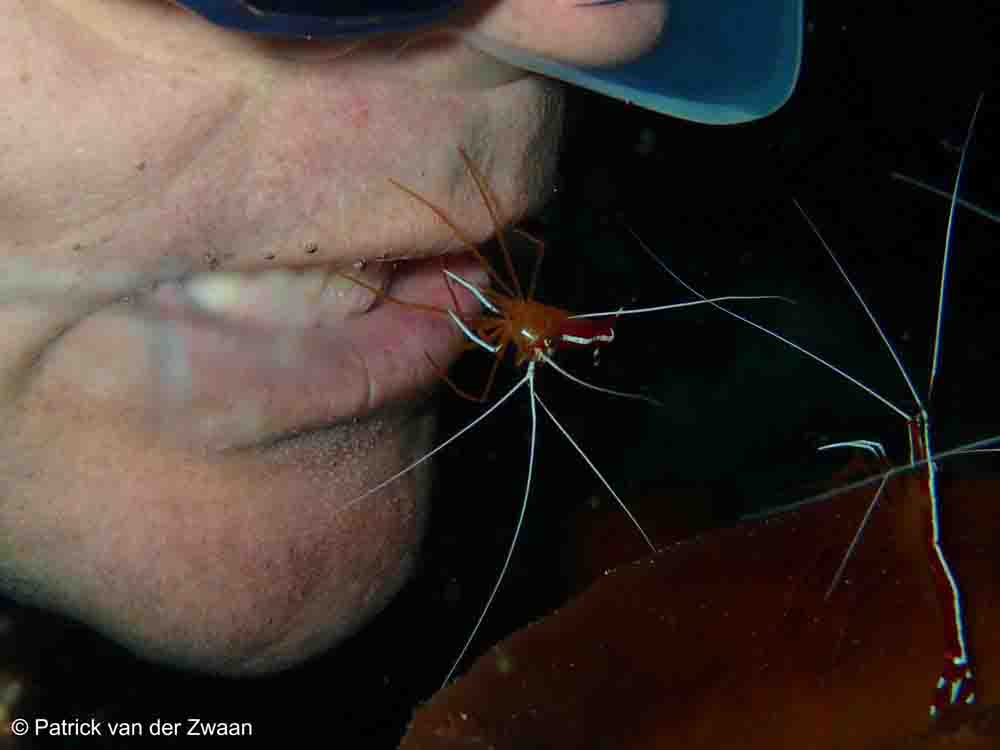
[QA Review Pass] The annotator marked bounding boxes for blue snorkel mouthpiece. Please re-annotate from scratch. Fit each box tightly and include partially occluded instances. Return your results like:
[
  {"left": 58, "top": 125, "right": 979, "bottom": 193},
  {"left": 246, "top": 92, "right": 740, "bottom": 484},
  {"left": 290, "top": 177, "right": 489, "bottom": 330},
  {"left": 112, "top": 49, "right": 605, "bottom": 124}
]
[{"left": 173, "top": 1, "right": 804, "bottom": 124}]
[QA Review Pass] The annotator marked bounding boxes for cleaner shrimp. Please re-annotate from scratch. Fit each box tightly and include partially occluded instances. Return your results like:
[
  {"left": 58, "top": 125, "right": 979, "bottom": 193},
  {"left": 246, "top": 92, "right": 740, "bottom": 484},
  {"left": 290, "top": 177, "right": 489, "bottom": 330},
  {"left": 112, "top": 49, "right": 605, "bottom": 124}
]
[
  {"left": 374, "top": 11, "right": 997, "bottom": 742},
  {"left": 628, "top": 91, "right": 998, "bottom": 723},
  {"left": 785, "top": 94, "right": 998, "bottom": 720},
  {"left": 378, "top": 92, "right": 999, "bottom": 734},
  {"left": 338, "top": 148, "right": 789, "bottom": 687}
]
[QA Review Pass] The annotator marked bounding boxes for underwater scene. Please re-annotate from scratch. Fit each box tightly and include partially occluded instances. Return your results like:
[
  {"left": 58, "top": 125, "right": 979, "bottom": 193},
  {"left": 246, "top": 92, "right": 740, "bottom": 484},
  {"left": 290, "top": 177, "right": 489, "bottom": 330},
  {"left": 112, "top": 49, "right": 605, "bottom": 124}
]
[{"left": 2, "top": 1, "right": 996, "bottom": 748}]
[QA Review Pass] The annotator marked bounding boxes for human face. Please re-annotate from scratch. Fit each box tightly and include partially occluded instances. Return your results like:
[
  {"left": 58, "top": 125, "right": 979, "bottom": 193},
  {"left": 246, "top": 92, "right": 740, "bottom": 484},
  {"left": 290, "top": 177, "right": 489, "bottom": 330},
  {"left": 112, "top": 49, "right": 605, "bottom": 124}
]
[{"left": 0, "top": 0, "right": 664, "bottom": 674}]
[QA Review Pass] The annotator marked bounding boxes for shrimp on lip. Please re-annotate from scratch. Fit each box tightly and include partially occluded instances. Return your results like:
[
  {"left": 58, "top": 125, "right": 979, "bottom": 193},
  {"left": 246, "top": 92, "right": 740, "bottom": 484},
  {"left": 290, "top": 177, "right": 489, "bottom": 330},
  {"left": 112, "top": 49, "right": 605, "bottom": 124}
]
[{"left": 338, "top": 147, "right": 789, "bottom": 686}]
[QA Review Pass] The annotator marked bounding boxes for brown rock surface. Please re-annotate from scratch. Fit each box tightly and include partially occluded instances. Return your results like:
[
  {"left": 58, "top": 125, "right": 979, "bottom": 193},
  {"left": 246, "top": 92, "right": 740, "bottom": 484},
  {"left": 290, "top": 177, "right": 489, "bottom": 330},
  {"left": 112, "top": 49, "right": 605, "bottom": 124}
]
[{"left": 402, "top": 469, "right": 999, "bottom": 749}]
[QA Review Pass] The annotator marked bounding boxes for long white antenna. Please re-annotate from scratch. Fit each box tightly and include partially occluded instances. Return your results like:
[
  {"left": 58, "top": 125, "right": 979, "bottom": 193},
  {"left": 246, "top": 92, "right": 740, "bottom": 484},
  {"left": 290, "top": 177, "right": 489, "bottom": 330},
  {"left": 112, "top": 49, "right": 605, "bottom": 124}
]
[
  {"left": 534, "top": 392, "right": 655, "bottom": 552},
  {"left": 823, "top": 474, "right": 890, "bottom": 601},
  {"left": 570, "top": 294, "right": 792, "bottom": 319},
  {"left": 929, "top": 92, "right": 985, "bottom": 399},
  {"left": 337, "top": 375, "right": 528, "bottom": 516},
  {"left": 441, "top": 363, "right": 538, "bottom": 687},
  {"left": 889, "top": 172, "right": 999, "bottom": 224},
  {"left": 628, "top": 227, "right": 910, "bottom": 420},
  {"left": 540, "top": 352, "right": 662, "bottom": 406},
  {"left": 792, "top": 200, "right": 925, "bottom": 415},
  {"left": 740, "top": 433, "right": 1000, "bottom": 520}
]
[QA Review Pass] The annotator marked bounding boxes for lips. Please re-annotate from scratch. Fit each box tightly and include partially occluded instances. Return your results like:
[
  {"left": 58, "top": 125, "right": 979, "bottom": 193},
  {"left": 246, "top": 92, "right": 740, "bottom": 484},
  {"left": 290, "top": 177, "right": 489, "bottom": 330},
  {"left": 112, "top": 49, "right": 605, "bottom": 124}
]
[{"left": 138, "top": 253, "right": 490, "bottom": 452}]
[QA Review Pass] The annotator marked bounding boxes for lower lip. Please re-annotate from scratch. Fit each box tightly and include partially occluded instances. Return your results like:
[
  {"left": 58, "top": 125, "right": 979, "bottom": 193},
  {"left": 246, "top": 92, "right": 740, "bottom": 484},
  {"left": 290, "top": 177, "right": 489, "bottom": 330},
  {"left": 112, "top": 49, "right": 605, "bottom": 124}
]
[{"left": 146, "top": 255, "right": 488, "bottom": 450}]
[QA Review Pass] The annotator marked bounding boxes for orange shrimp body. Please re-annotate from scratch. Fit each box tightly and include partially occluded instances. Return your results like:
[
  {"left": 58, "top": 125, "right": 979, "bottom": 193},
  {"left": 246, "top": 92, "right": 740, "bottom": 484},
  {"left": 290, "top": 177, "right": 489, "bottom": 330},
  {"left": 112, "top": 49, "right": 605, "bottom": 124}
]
[{"left": 475, "top": 292, "right": 571, "bottom": 366}]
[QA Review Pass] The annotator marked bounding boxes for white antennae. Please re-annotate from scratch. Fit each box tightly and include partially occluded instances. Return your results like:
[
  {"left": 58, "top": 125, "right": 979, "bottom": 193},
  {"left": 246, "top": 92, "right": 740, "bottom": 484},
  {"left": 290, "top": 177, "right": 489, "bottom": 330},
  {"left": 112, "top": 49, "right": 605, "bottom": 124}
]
[
  {"left": 793, "top": 200, "right": 925, "bottom": 415},
  {"left": 824, "top": 473, "right": 890, "bottom": 601},
  {"left": 741, "top": 433, "right": 1000, "bottom": 521},
  {"left": 337, "top": 374, "right": 529, "bottom": 516},
  {"left": 629, "top": 228, "right": 910, "bottom": 421},
  {"left": 534, "top": 391, "right": 655, "bottom": 552},
  {"left": 929, "top": 92, "right": 985, "bottom": 398},
  {"left": 442, "top": 362, "right": 538, "bottom": 687},
  {"left": 889, "top": 172, "right": 1000, "bottom": 224},
  {"left": 570, "top": 294, "right": 793, "bottom": 319},
  {"left": 540, "top": 352, "right": 663, "bottom": 406}
]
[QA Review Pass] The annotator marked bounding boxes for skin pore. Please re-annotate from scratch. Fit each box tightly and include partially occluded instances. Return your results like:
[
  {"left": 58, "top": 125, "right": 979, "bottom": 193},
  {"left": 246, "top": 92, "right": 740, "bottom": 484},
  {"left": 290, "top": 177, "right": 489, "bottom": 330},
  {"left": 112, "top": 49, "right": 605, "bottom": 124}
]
[{"left": 0, "top": 0, "right": 664, "bottom": 675}]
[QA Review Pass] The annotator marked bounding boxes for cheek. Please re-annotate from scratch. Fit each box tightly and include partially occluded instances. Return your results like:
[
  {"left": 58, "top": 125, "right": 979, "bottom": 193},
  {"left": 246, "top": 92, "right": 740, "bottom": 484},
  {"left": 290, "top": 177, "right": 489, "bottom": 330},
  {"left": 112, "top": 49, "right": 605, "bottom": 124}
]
[
  {"left": 0, "top": 366, "right": 436, "bottom": 674},
  {"left": 2, "top": 3, "right": 240, "bottom": 248},
  {"left": 474, "top": 0, "right": 666, "bottom": 68}
]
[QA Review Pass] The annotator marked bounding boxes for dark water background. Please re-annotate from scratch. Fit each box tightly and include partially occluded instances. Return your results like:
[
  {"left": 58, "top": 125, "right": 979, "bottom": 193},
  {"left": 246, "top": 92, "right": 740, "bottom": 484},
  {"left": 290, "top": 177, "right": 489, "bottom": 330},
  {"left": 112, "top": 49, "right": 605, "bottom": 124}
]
[{"left": 4, "top": 3, "right": 997, "bottom": 747}]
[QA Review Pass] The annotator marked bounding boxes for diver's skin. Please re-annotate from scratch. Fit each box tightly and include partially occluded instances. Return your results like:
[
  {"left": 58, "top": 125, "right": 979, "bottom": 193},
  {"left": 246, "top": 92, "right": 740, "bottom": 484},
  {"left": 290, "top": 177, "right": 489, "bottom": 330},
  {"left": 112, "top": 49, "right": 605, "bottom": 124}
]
[{"left": 0, "top": 0, "right": 663, "bottom": 674}]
